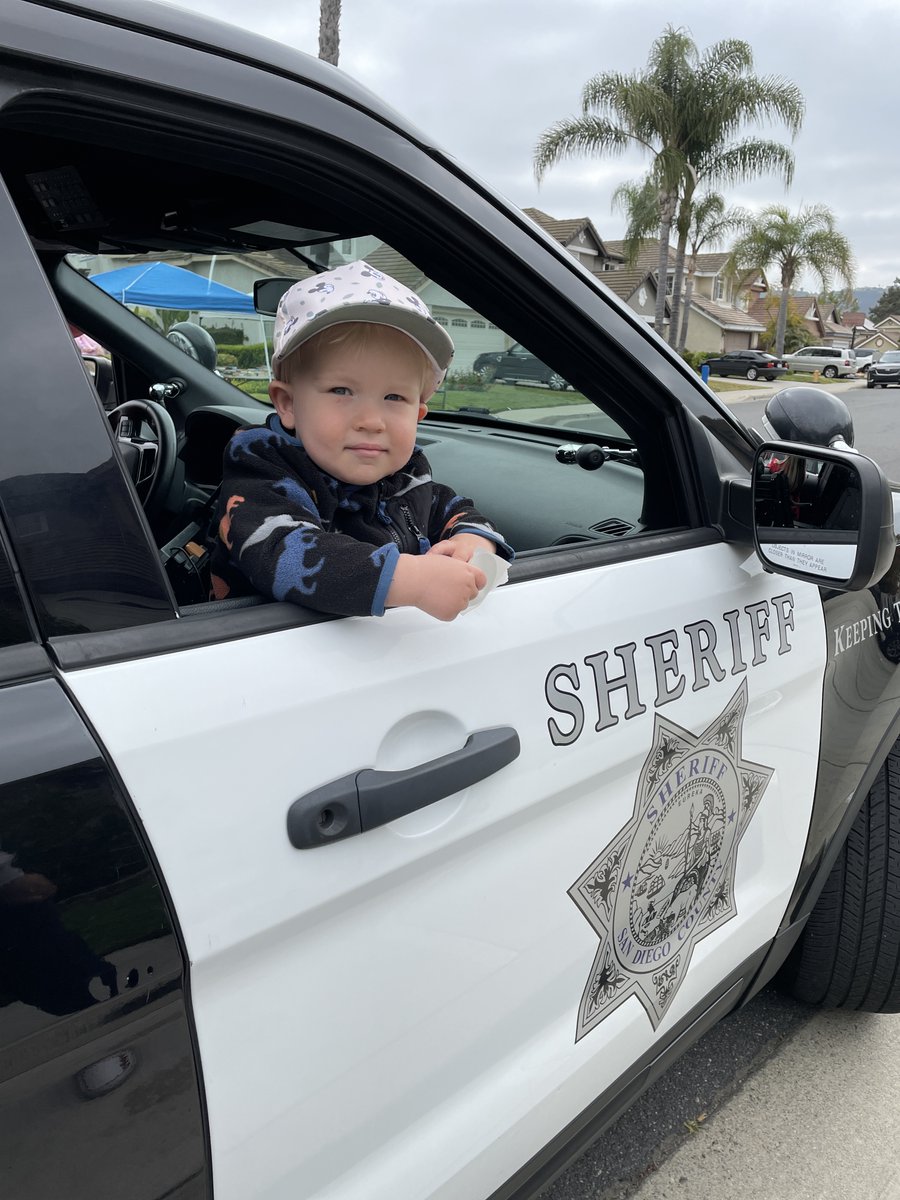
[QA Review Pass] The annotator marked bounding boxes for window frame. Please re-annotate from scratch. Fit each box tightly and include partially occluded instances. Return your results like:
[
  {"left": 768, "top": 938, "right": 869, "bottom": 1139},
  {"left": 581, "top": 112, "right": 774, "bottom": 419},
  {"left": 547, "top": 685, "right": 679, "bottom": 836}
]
[{"left": 0, "top": 45, "right": 759, "bottom": 662}]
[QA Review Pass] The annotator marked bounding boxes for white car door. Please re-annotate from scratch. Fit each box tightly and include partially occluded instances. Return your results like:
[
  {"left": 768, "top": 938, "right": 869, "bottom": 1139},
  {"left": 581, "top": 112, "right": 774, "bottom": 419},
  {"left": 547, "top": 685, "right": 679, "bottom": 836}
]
[{"left": 63, "top": 539, "right": 826, "bottom": 1200}]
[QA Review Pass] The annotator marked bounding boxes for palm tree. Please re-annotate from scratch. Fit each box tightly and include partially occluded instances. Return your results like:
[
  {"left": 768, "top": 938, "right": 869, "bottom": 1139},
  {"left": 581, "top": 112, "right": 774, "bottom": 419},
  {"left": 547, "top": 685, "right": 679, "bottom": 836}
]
[
  {"left": 677, "top": 193, "right": 747, "bottom": 352},
  {"left": 318, "top": 0, "right": 341, "bottom": 65},
  {"left": 727, "top": 205, "right": 854, "bottom": 358},
  {"left": 534, "top": 27, "right": 803, "bottom": 341}
]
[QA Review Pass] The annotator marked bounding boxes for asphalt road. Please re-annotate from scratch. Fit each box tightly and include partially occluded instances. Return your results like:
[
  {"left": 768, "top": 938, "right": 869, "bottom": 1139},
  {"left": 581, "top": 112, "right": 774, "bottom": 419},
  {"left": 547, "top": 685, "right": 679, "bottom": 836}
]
[
  {"left": 730, "top": 381, "right": 900, "bottom": 481},
  {"left": 542, "top": 380, "right": 900, "bottom": 1200}
]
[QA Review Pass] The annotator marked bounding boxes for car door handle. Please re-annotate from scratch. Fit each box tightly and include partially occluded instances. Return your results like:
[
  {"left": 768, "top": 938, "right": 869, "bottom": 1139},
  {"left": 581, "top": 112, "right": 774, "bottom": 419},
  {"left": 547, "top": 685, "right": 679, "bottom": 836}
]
[{"left": 286, "top": 726, "right": 520, "bottom": 849}]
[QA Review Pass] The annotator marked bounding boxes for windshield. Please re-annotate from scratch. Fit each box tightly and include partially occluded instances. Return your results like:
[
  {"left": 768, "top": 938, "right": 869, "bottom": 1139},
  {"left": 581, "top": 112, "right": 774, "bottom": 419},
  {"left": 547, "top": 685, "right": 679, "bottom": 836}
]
[
  {"left": 68, "top": 237, "right": 627, "bottom": 439},
  {"left": 881, "top": 352, "right": 900, "bottom": 363}
]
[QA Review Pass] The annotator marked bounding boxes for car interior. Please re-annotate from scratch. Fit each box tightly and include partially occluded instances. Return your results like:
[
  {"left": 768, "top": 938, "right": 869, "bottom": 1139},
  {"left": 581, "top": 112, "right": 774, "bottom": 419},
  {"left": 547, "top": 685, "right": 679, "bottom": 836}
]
[{"left": 0, "top": 94, "right": 698, "bottom": 614}]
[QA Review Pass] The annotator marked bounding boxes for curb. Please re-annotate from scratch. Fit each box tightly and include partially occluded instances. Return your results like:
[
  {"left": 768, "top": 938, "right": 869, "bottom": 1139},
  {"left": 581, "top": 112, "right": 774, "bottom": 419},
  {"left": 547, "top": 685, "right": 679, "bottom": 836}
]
[{"left": 716, "top": 379, "right": 862, "bottom": 405}]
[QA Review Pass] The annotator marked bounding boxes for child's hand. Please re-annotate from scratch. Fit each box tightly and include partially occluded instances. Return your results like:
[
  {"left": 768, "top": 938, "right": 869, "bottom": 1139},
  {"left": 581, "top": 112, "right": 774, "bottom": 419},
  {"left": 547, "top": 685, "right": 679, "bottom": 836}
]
[
  {"left": 387, "top": 552, "right": 487, "bottom": 621},
  {"left": 429, "top": 533, "right": 497, "bottom": 562}
]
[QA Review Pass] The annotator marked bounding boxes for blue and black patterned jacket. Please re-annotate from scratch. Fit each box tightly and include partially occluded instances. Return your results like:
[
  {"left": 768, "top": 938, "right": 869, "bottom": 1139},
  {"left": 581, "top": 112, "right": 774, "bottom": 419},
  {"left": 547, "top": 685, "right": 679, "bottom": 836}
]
[{"left": 209, "top": 414, "right": 513, "bottom": 616}]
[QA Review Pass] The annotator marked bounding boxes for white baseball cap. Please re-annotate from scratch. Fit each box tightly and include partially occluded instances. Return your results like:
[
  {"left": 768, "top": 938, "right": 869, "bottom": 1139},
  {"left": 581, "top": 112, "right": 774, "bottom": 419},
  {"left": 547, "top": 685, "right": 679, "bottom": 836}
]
[{"left": 272, "top": 260, "right": 454, "bottom": 395}]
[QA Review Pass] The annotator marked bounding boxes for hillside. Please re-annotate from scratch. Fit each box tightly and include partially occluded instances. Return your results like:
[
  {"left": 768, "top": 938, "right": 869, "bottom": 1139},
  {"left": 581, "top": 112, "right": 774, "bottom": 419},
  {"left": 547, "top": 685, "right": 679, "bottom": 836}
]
[{"left": 854, "top": 287, "right": 883, "bottom": 315}]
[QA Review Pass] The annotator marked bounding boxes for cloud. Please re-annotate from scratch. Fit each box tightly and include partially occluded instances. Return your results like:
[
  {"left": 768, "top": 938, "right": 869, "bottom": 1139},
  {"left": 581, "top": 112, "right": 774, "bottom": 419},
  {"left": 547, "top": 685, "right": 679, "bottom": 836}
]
[{"left": 174, "top": 0, "right": 900, "bottom": 285}]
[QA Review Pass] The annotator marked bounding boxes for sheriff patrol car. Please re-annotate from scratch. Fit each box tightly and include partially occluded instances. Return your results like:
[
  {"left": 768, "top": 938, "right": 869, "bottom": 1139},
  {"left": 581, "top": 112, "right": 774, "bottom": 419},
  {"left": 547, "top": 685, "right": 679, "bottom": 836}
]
[{"left": 2, "top": 4, "right": 900, "bottom": 1199}]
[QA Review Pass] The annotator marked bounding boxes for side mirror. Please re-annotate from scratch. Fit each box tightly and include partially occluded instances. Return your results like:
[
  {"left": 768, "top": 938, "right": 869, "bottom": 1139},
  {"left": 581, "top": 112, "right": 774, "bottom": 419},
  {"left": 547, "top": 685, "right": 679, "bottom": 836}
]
[
  {"left": 253, "top": 277, "right": 298, "bottom": 316},
  {"left": 753, "top": 441, "right": 896, "bottom": 591}
]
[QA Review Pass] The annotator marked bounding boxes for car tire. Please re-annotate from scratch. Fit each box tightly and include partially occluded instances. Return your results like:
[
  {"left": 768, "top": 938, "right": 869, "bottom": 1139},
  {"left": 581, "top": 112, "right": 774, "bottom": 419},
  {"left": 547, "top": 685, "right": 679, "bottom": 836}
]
[
  {"left": 868, "top": 379, "right": 876, "bottom": 389},
  {"left": 777, "top": 740, "right": 900, "bottom": 1012},
  {"left": 476, "top": 364, "right": 497, "bottom": 384},
  {"left": 547, "top": 372, "right": 567, "bottom": 391},
  {"left": 823, "top": 366, "right": 838, "bottom": 379},
  {"left": 746, "top": 367, "right": 759, "bottom": 381},
  {"left": 882, "top": 384, "right": 888, "bottom": 389}
]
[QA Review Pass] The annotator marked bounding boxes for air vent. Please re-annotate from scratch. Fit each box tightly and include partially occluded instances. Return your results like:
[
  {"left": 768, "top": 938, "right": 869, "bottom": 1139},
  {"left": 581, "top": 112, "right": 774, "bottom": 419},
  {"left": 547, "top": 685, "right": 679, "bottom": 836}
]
[{"left": 590, "top": 517, "right": 634, "bottom": 537}]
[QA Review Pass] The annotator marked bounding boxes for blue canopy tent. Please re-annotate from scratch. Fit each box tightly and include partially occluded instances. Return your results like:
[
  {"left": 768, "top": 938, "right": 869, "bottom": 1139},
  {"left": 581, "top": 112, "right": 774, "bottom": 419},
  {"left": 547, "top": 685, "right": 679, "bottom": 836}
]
[{"left": 89, "top": 260, "right": 271, "bottom": 375}]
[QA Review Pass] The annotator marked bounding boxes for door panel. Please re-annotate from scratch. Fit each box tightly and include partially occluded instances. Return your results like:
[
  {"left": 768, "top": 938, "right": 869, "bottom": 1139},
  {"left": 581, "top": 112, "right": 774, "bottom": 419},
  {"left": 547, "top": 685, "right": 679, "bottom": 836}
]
[
  {"left": 0, "top": 676, "right": 208, "bottom": 1198},
  {"left": 63, "top": 543, "right": 826, "bottom": 1199}
]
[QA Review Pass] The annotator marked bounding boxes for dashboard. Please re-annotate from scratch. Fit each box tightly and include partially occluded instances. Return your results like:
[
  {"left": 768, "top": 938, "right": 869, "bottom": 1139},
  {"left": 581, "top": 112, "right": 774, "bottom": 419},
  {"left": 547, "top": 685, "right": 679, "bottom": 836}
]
[{"left": 181, "top": 406, "right": 646, "bottom": 555}]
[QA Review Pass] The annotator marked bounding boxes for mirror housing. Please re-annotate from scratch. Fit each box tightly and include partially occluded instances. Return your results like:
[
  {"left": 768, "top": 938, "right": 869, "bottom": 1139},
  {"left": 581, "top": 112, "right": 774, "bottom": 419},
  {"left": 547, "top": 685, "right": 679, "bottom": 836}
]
[
  {"left": 753, "top": 441, "right": 896, "bottom": 591},
  {"left": 253, "top": 277, "right": 298, "bottom": 316}
]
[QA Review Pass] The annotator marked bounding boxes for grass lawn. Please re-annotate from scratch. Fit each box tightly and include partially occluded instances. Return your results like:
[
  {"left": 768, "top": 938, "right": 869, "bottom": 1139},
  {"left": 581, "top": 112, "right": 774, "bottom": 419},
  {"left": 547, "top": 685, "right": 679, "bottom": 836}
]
[
  {"left": 232, "top": 377, "right": 588, "bottom": 413},
  {"left": 232, "top": 371, "right": 854, "bottom": 410}
]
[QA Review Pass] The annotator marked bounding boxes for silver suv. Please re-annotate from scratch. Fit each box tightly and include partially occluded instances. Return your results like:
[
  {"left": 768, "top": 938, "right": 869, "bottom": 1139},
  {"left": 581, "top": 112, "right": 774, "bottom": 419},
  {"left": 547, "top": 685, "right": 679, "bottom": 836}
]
[{"left": 782, "top": 345, "right": 858, "bottom": 378}]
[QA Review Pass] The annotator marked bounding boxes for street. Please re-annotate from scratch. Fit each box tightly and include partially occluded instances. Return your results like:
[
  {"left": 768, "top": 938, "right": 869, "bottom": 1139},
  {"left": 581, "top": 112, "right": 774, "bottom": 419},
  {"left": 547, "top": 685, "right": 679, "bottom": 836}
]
[
  {"left": 543, "top": 379, "right": 900, "bottom": 1200},
  {"left": 728, "top": 381, "right": 900, "bottom": 481}
]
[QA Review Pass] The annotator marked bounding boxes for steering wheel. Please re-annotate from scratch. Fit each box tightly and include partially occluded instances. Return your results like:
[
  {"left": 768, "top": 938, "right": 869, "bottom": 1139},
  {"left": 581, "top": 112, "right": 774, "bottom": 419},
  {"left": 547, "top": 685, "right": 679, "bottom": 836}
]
[{"left": 107, "top": 398, "right": 177, "bottom": 520}]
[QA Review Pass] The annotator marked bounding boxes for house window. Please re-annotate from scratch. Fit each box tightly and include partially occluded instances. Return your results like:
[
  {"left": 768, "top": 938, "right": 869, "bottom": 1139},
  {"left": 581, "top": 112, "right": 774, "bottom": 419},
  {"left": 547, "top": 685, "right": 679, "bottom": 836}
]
[
  {"left": 340, "top": 239, "right": 353, "bottom": 254},
  {"left": 714, "top": 279, "right": 725, "bottom": 302}
]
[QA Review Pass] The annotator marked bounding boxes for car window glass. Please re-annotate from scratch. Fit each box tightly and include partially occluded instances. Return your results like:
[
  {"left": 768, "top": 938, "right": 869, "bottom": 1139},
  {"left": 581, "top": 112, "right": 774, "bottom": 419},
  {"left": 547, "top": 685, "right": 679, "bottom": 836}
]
[
  {"left": 0, "top": 533, "right": 31, "bottom": 648},
  {"left": 0, "top": 98, "right": 700, "bottom": 617},
  {"left": 68, "top": 241, "right": 629, "bottom": 442}
]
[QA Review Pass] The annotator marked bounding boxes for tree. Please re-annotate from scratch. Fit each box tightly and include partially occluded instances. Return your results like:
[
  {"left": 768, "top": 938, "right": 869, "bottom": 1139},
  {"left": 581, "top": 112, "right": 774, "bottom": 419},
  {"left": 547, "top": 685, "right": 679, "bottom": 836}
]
[
  {"left": 727, "top": 204, "right": 854, "bottom": 358},
  {"left": 534, "top": 27, "right": 803, "bottom": 342},
  {"left": 869, "top": 278, "right": 900, "bottom": 325},
  {"left": 677, "top": 193, "right": 747, "bottom": 352},
  {"left": 759, "top": 298, "right": 812, "bottom": 355},
  {"left": 318, "top": 0, "right": 341, "bottom": 66},
  {"left": 819, "top": 286, "right": 856, "bottom": 320}
]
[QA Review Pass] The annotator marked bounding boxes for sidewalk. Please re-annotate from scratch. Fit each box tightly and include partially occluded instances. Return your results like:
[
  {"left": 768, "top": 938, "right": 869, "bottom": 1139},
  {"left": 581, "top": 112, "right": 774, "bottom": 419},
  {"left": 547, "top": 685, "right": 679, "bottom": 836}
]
[
  {"left": 714, "top": 377, "right": 861, "bottom": 405},
  {"left": 629, "top": 1008, "right": 900, "bottom": 1200}
]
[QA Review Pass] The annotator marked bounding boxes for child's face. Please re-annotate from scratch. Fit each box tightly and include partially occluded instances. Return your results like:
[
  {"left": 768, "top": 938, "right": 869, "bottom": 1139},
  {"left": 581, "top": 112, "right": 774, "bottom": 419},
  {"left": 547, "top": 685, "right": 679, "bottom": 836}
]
[{"left": 270, "top": 330, "right": 428, "bottom": 485}]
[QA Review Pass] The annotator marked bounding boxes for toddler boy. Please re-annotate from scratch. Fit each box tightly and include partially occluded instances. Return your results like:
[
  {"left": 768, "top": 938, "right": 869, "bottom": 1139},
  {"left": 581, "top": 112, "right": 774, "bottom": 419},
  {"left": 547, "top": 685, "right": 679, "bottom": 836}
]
[{"left": 209, "top": 260, "right": 512, "bottom": 620}]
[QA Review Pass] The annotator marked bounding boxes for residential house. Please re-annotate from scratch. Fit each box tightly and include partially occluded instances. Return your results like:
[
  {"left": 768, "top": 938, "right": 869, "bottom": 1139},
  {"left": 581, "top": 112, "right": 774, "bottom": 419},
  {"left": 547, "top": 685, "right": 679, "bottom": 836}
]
[
  {"left": 747, "top": 293, "right": 851, "bottom": 350},
  {"left": 598, "top": 265, "right": 669, "bottom": 327},
  {"left": 361, "top": 245, "right": 506, "bottom": 371},
  {"left": 522, "top": 209, "right": 624, "bottom": 273},
  {"left": 675, "top": 251, "right": 766, "bottom": 353},
  {"left": 595, "top": 239, "right": 766, "bottom": 352},
  {"left": 853, "top": 315, "right": 900, "bottom": 359}
]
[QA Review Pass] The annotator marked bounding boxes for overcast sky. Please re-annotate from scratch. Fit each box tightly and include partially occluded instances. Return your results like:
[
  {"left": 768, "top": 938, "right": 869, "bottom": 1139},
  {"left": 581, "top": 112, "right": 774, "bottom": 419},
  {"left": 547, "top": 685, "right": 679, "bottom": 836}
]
[{"left": 180, "top": 0, "right": 898, "bottom": 290}]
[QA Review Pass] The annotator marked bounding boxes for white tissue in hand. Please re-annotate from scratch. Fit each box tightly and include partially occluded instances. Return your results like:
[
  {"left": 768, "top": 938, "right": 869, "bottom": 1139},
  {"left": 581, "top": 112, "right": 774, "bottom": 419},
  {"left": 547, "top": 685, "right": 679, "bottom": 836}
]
[{"left": 463, "top": 550, "right": 509, "bottom": 612}]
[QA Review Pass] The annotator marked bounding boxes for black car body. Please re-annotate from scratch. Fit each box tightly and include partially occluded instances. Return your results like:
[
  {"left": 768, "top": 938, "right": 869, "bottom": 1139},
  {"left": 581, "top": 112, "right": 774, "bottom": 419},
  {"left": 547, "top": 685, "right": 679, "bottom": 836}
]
[
  {"left": 704, "top": 349, "right": 788, "bottom": 381},
  {"left": 2, "top": 5, "right": 900, "bottom": 1200},
  {"left": 868, "top": 350, "right": 900, "bottom": 388},
  {"left": 472, "top": 343, "right": 569, "bottom": 388}
]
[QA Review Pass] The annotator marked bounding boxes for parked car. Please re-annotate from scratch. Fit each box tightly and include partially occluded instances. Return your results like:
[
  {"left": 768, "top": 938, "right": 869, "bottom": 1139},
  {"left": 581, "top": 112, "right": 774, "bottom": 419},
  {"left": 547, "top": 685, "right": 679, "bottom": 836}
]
[
  {"left": 867, "top": 349, "right": 900, "bottom": 388},
  {"left": 3, "top": 4, "right": 900, "bottom": 1199},
  {"left": 704, "top": 349, "right": 787, "bottom": 381},
  {"left": 853, "top": 347, "right": 875, "bottom": 375},
  {"left": 782, "top": 345, "right": 858, "bottom": 378},
  {"left": 473, "top": 342, "right": 570, "bottom": 388}
]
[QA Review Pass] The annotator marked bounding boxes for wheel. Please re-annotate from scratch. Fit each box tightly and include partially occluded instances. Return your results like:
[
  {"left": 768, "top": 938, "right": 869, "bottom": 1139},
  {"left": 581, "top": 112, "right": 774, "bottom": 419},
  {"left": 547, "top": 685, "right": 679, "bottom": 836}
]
[
  {"left": 822, "top": 365, "right": 838, "bottom": 379},
  {"left": 476, "top": 363, "right": 497, "bottom": 384},
  {"left": 882, "top": 384, "right": 888, "bottom": 389},
  {"left": 547, "top": 372, "right": 567, "bottom": 391},
  {"left": 764, "top": 375, "right": 776, "bottom": 382},
  {"left": 745, "top": 366, "right": 759, "bottom": 381},
  {"left": 107, "top": 398, "right": 178, "bottom": 520},
  {"left": 868, "top": 379, "right": 875, "bottom": 389},
  {"left": 777, "top": 739, "right": 900, "bottom": 1011}
]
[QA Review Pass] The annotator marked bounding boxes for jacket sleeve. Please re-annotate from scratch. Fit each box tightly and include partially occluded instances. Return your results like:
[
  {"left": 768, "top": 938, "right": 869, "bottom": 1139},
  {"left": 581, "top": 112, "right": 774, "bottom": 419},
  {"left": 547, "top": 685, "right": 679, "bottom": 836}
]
[
  {"left": 428, "top": 484, "right": 515, "bottom": 560},
  {"left": 216, "top": 428, "right": 400, "bottom": 616}
]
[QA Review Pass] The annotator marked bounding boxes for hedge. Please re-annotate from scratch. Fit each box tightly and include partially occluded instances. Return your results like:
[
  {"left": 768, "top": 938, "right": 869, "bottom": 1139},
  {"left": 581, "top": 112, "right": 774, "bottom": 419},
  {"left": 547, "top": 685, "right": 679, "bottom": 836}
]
[{"left": 216, "top": 342, "right": 273, "bottom": 368}]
